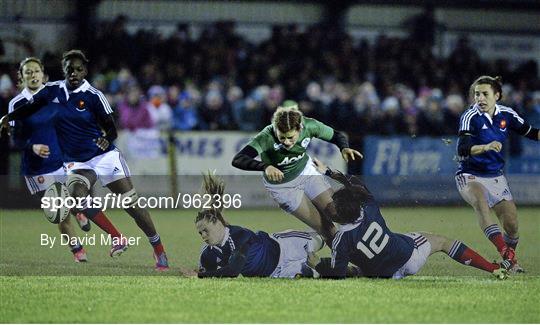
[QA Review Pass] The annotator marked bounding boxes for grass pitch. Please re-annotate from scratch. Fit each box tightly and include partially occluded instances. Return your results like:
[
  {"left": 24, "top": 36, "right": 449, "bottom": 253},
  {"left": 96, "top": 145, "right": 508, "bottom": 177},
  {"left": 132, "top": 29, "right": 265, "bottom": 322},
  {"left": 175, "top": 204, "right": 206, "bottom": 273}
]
[{"left": 1, "top": 207, "right": 539, "bottom": 323}]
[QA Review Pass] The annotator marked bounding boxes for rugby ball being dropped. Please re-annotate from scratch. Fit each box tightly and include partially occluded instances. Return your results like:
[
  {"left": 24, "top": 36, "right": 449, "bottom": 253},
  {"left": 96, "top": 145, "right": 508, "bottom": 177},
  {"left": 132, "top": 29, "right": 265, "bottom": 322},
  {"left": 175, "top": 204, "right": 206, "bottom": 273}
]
[{"left": 43, "top": 182, "right": 71, "bottom": 224}]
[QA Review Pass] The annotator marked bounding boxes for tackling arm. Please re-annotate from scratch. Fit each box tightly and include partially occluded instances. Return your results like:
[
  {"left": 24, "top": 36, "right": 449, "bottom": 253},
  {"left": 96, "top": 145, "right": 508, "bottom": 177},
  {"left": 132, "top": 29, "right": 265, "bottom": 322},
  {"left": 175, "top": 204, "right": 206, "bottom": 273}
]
[
  {"left": 327, "top": 130, "right": 349, "bottom": 151},
  {"left": 5, "top": 97, "right": 48, "bottom": 122}
]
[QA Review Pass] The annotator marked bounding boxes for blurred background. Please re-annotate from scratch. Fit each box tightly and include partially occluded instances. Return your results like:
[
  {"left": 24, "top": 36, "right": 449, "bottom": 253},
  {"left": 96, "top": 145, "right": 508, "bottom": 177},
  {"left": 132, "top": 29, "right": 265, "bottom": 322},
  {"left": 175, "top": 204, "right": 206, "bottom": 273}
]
[{"left": 1, "top": 0, "right": 539, "bottom": 206}]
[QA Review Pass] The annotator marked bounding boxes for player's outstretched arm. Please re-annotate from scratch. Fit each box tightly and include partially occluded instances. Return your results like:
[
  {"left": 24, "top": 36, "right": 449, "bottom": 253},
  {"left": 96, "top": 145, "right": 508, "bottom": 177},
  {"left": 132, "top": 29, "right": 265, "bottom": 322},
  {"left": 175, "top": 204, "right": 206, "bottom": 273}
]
[
  {"left": 4, "top": 96, "right": 48, "bottom": 123},
  {"left": 326, "top": 130, "right": 363, "bottom": 162}
]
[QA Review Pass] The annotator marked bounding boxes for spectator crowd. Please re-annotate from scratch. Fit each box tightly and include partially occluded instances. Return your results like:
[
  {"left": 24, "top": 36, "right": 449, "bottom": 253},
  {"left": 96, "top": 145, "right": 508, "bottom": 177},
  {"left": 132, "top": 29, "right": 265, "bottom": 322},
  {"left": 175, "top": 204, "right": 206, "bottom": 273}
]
[{"left": 1, "top": 17, "right": 540, "bottom": 141}]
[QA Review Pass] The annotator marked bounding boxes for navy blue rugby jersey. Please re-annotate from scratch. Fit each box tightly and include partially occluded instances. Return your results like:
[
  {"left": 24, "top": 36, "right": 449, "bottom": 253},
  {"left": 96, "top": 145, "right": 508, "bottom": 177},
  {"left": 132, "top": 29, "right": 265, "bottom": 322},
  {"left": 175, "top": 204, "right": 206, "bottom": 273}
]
[
  {"left": 199, "top": 225, "right": 281, "bottom": 277},
  {"left": 32, "top": 80, "right": 116, "bottom": 162},
  {"left": 457, "top": 104, "right": 528, "bottom": 176},
  {"left": 331, "top": 194, "right": 415, "bottom": 278},
  {"left": 9, "top": 87, "right": 63, "bottom": 176}
]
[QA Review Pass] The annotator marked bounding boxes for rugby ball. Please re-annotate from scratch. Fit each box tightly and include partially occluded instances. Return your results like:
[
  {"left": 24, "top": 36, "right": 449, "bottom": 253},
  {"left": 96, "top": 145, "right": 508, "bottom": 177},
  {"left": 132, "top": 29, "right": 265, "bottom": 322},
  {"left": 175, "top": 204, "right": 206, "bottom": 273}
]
[{"left": 43, "top": 182, "right": 71, "bottom": 224}]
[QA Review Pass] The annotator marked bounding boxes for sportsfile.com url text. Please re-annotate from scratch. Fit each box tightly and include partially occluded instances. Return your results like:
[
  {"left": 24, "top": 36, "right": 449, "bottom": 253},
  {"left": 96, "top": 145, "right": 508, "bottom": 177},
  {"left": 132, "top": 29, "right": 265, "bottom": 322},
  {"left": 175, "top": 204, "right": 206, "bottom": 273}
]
[{"left": 41, "top": 193, "right": 242, "bottom": 211}]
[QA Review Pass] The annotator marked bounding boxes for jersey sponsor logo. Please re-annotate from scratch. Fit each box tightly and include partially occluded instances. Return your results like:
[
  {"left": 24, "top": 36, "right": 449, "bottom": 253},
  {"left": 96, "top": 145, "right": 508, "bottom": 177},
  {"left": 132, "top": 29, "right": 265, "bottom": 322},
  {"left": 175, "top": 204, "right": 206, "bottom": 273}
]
[
  {"left": 113, "top": 167, "right": 120, "bottom": 173},
  {"left": 67, "top": 162, "right": 75, "bottom": 169},
  {"left": 277, "top": 153, "right": 305, "bottom": 166},
  {"left": 301, "top": 138, "right": 311, "bottom": 148},
  {"left": 482, "top": 124, "right": 488, "bottom": 130},
  {"left": 76, "top": 100, "right": 86, "bottom": 112},
  {"left": 37, "top": 176, "right": 45, "bottom": 184},
  {"left": 499, "top": 119, "right": 507, "bottom": 131}
]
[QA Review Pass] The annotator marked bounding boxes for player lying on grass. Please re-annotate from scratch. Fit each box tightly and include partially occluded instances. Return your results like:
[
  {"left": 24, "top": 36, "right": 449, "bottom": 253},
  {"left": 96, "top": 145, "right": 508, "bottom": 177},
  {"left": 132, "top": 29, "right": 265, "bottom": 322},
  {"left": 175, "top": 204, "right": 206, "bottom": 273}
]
[
  {"left": 1, "top": 50, "right": 169, "bottom": 270},
  {"left": 307, "top": 158, "right": 512, "bottom": 280},
  {"left": 232, "top": 100, "right": 362, "bottom": 245},
  {"left": 196, "top": 172, "right": 324, "bottom": 278}
]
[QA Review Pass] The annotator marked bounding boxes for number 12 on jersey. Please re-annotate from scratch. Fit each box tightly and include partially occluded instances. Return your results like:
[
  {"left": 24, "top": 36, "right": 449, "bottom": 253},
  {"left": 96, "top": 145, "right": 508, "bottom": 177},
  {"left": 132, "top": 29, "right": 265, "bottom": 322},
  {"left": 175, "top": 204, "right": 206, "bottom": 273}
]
[{"left": 356, "top": 222, "right": 389, "bottom": 259}]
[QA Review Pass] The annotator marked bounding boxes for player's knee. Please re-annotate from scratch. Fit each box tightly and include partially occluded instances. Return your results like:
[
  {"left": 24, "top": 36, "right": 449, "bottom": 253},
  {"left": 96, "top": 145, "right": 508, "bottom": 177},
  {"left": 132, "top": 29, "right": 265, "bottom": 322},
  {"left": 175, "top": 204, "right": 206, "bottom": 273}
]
[
  {"left": 502, "top": 216, "right": 519, "bottom": 234},
  {"left": 66, "top": 173, "right": 91, "bottom": 197}
]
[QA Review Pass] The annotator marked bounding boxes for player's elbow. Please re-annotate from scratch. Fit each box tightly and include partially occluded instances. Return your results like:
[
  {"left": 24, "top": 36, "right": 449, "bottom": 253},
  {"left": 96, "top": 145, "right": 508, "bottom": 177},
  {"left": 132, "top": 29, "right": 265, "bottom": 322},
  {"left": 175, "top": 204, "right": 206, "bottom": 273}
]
[
  {"left": 231, "top": 153, "right": 243, "bottom": 169},
  {"left": 457, "top": 135, "right": 472, "bottom": 157}
]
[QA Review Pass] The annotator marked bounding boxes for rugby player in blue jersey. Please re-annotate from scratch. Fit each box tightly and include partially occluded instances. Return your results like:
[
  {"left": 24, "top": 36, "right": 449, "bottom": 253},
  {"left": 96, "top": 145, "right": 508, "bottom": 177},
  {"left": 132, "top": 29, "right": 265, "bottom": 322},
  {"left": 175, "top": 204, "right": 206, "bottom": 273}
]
[
  {"left": 307, "top": 158, "right": 511, "bottom": 280},
  {"left": 196, "top": 172, "right": 324, "bottom": 278},
  {"left": 455, "top": 76, "right": 539, "bottom": 273},
  {"left": 1, "top": 50, "right": 169, "bottom": 270},
  {"left": 9, "top": 57, "right": 89, "bottom": 262}
]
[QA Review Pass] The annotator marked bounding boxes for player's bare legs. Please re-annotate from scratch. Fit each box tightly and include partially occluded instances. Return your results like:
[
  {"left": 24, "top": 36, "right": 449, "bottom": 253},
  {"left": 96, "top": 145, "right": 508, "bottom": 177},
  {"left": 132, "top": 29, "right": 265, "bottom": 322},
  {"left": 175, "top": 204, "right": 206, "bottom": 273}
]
[
  {"left": 419, "top": 232, "right": 508, "bottom": 278},
  {"left": 66, "top": 169, "right": 125, "bottom": 256},
  {"left": 106, "top": 176, "right": 168, "bottom": 270},
  {"left": 106, "top": 177, "right": 158, "bottom": 235},
  {"left": 461, "top": 182, "right": 495, "bottom": 230},
  {"left": 290, "top": 195, "right": 335, "bottom": 244},
  {"left": 57, "top": 215, "right": 87, "bottom": 262},
  {"left": 459, "top": 181, "right": 512, "bottom": 260},
  {"left": 492, "top": 200, "right": 523, "bottom": 272},
  {"left": 311, "top": 189, "right": 338, "bottom": 242},
  {"left": 492, "top": 200, "right": 519, "bottom": 240}
]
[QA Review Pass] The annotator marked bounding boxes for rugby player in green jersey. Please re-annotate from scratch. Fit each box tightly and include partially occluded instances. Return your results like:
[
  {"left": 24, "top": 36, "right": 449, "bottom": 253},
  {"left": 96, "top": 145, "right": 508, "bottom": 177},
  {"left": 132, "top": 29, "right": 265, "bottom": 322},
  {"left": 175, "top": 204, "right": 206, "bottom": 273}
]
[{"left": 232, "top": 101, "right": 362, "bottom": 243}]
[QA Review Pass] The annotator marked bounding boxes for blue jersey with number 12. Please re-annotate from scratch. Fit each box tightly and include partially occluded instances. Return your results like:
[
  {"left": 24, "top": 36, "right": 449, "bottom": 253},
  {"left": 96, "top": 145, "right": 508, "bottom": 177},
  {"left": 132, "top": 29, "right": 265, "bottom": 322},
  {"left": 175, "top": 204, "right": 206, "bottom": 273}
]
[{"left": 331, "top": 193, "right": 414, "bottom": 278}]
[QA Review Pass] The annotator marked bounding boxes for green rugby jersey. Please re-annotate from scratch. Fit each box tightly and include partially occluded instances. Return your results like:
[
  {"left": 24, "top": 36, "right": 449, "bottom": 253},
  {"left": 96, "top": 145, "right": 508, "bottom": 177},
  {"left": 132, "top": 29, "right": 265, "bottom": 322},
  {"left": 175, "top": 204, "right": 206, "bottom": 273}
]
[{"left": 248, "top": 117, "right": 334, "bottom": 183}]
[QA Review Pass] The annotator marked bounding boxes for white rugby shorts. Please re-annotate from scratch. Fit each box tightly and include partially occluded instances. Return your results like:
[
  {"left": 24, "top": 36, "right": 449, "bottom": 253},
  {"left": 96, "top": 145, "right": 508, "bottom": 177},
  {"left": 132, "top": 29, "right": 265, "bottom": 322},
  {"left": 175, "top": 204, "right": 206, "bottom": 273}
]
[
  {"left": 392, "top": 232, "right": 431, "bottom": 279},
  {"left": 455, "top": 173, "right": 513, "bottom": 208},
  {"left": 24, "top": 166, "right": 66, "bottom": 195},
  {"left": 269, "top": 230, "right": 320, "bottom": 278},
  {"left": 263, "top": 156, "right": 331, "bottom": 213},
  {"left": 64, "top": 148, "right": 131, "bottom": 186}
]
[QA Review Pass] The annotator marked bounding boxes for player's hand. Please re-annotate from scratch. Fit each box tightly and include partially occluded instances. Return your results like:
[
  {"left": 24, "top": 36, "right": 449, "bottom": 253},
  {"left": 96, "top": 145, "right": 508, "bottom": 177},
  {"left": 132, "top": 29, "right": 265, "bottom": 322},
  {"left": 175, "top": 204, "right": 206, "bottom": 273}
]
[
  {"left": 264, "top": 165, "right": 284, "bottom": 182},
  {"left": 0, "top": 115, "right": 10, "bottom": 136},
  {"left": 484, "top": 141, "right": 502, "bottom": 153},
  {"left": 307, "top": 252, "right": 321, "bottom": 269},
  {"left": 32, "top": 144, "right": 50, "bottom": 158},
  {"left": 94, "top": 137, "right": 110, "bottom": 151},
  {"left": 312, "top": 157, "right": 328, "bottom": 174},
  {"left": 341, "top": 148, "right": 363, "bottom": 162}
]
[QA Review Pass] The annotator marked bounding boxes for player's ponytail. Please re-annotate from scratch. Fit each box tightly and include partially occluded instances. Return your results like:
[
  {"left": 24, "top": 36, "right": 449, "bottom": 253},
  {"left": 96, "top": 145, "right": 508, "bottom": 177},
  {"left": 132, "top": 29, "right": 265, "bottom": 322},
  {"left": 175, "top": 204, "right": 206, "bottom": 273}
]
[
  {"left": 470, "top": 75, "right": 503, "bottom": 102},
  {"left": 195, "top": 171, "right": 229, "bottom": 226}
]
